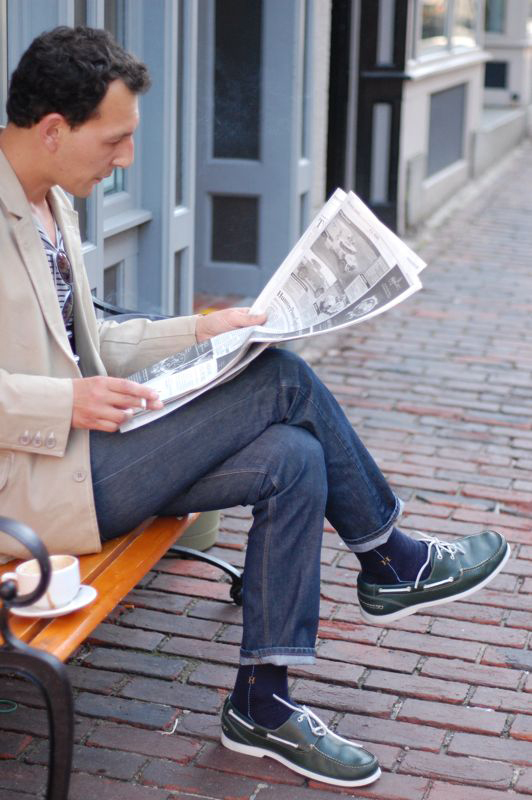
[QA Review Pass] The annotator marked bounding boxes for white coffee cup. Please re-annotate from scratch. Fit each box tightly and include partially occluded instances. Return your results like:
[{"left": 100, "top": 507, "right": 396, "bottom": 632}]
[{"left": 1, "top": 554, "right": 80, "bottom": 610}]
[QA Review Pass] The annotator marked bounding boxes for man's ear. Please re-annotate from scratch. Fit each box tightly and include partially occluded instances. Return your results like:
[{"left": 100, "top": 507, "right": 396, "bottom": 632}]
[{"left": 37, "top": 113, "right": 69, "bottom": 153}]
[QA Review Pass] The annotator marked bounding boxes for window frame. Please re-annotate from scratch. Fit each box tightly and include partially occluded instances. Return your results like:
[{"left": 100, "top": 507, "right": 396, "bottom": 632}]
[{"left": 412, "top": 0, "right": 483, "bottom": 62}]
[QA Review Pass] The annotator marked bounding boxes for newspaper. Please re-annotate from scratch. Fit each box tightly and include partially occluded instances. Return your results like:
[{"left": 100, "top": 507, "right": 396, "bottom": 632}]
[{"left": 121, "top": 189, "right": 426, "bottom": 432}]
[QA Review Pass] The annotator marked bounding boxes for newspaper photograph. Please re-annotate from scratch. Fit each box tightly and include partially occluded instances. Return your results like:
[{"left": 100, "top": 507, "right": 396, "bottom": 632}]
[{"left": 121, "top": 189, "right": 426, "bottom": 432}]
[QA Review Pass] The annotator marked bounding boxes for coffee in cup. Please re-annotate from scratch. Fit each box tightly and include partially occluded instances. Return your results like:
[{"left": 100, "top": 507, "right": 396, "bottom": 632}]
[{"left": 2, "top": 554, "right": 80, "bottom": 610}]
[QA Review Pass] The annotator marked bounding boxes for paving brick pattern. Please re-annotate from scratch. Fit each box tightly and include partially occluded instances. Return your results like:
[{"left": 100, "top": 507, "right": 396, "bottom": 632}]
[{"left": 2, "top": 141, "right": 532, "bottom": 798}]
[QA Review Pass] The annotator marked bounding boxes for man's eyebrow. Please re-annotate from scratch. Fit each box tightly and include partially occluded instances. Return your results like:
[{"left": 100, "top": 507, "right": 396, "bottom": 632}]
[{"left": 107, "top": 129, "right": 136, "bottom": 141}]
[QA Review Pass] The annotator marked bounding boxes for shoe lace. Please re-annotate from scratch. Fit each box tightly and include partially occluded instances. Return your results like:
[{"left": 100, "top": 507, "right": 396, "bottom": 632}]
[
  {"left": 272, "top": 694, "right": 363, "bottom": 747},
  {"left": 272, "top": 694, "right": 327, "bottom": 736},
  {"left": 413, "top": 533, "right": 465, "bottom": 589}
]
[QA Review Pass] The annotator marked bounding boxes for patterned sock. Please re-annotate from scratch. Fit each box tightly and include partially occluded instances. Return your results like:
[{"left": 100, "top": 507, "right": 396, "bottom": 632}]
[
  {"left": 357, "top": 527, "right": 431, "bottom": 584},
  {"left": 230, "top": 664, "right": 292, "bottom": 729}
]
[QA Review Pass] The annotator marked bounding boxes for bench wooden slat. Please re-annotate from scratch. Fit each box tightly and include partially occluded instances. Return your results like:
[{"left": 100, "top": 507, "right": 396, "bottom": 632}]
[{"left": 1, "top": 514, "right": 197, "bottom": 659}]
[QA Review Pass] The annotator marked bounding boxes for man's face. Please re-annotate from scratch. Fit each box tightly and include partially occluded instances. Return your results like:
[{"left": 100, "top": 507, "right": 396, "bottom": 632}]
[{"left": 53, "top": 79, "right": 139, "bottom": 197}]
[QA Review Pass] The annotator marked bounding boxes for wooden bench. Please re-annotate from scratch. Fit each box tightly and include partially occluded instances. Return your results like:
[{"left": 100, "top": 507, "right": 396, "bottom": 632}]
[{"left": 0, "top": 514, "right": 242, "bottom": 800}]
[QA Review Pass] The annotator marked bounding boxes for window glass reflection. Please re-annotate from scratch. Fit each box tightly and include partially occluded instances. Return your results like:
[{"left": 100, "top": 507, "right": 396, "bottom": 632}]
[
  {"left": 103, "top": 171, "right": 125, "bottom": 196},
  {"left": 104, "top": 0, "right": 126, "bottom": 43},
  {"left": 421, "top": 0, "right": 448, "bottom": 49},
  {"left": 214, "top": 0, "right": 262, "bottom": 159},
  {"left": 104, "top": 0, "right": 126, "bottom": 196},
  {"left": 74, "top": 0, "right": 87, "bottom": 26},
  {"left": 73, "top": 197, "right": 89, "bottom": 242},
  {"left": 453, "top": 0, "right": 477, "bottom": 47},
  {"left": 485, "top": 0, "right": 506, "bottom": 33}
]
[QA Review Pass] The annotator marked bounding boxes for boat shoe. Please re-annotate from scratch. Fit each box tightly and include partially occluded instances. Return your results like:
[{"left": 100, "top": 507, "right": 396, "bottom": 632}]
[
  {"left": 220, "top": 695, "right": 381, "bottom": 787},
  {"left": 357, "top": 529, "right": 510, "bottom": 624}
]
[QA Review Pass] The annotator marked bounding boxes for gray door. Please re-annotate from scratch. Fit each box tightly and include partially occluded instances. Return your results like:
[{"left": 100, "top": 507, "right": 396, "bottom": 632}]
[{"left": 195, "top": 0, "right": 313, "bottom": 298}]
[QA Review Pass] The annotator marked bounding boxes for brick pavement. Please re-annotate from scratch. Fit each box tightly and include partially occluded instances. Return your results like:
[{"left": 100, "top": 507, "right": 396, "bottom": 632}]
[{"left": 2, "top": 140, "right": 532, "bottom": 798}]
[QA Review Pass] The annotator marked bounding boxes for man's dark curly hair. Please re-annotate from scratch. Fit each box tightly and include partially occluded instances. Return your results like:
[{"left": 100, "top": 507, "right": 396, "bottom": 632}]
[{"left": 6, "top": 26, "right": 151, "bottom": 128}]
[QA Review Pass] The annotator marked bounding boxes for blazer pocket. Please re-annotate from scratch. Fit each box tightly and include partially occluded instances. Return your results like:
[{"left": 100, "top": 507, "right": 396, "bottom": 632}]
[{"left": 0, "top": 452, "right": 13, "bottom": 491}]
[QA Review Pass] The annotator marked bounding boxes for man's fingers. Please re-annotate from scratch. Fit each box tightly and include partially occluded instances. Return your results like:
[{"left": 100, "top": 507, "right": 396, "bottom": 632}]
[
  {"left": 109, "top": 392, "right": 150, "bottom": 410},
  {"left": 94, "top": 418, "right": 121, "bottom": 433},
  {"left": 108, "top": 377, "right": 159, "bottom": 402}
]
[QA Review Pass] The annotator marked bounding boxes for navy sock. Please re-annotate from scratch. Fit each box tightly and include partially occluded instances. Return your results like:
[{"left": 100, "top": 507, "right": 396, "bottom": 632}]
[
  {"left": 231, "top": 664, "right": 293, "bottom": 729},
  {"left": 357, "top": 527, "right": 431, "bottom": 583}
]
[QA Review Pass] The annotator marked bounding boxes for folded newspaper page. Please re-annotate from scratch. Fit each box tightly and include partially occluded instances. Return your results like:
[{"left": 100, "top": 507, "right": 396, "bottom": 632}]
[{"left": 120, "top": 189, "right": 426, "bottom": 432}]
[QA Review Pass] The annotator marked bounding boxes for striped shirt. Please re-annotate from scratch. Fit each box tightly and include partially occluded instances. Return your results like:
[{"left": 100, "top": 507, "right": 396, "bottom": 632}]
[{"left": 33, "top": 216, "right": 77, "bottom": 357}]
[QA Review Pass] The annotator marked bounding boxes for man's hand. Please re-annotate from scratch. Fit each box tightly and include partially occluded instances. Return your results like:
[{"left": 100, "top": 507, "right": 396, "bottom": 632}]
[
  {"left": 72, "top": 376, "right": 164, "bottom": 432},
  {"left": 195, "top": 307, "right": 267, "bottom": 343}
]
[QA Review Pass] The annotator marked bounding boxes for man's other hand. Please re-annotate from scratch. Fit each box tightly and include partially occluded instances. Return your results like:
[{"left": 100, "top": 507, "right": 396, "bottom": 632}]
[
  {"left": 195, "top": 307, "right": 267, "bottom": 343},
  {"left": 72, "top": 376, "right": 163, "bottom": 432}
]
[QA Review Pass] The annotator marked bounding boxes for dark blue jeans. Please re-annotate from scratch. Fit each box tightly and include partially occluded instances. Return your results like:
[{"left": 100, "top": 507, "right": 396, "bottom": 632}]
[{"left": 90, "top": 348, "right": 401, "bottom": 665}]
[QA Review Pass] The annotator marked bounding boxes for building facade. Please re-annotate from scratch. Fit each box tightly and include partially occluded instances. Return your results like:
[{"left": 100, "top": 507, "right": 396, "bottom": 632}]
[
  {"left": 0, "top": 0, "right": 331, "bottom": 313},
  {"left": 328, "top": 0, "right": 532, "bottom": 233},
  {"left": 1, "top": 1, "right": 530, "bottom": 316}
]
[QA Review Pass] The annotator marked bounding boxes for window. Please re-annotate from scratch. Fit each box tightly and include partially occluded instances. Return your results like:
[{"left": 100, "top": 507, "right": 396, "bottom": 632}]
[
  {"left": 213, "top": 0, "right": 262, "bottom": 160},
  {"left": 418, "top": 0, "right": 480, "bottom": 54},
  {"left": 102, "top": 170, "right": 126, "bottom": 196},
  {"left": 453, "top": 0, "right": 476, "bottom": 47},
  {"left": 484, "top": 61, "right": 507, "bottom": 88},
  {"left": 103, "top": 0, "right": 127, "bottom": 197},
  {"left": 73, "top": 196, "right": 89, "bottom": 243},
  {"left": 74, "top": 0, "right": 87, "bottom": 26},
  {"left": 485, "top": 0, "right": 506, "bottom": 33},
  {"left": 421, "top": 0, "right": 448, "bottom": 50}
]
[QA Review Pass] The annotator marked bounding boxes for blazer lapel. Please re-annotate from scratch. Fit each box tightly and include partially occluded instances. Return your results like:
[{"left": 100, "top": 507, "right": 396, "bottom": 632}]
[
  {"left": 48, "top": 190, "right": 103, "bottom": 376},
  {"left": 0, "top": 150, "right": 79, "bottom": 365}
]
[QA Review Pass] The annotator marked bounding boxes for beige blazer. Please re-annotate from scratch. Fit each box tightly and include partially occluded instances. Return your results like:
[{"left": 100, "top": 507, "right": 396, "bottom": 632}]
[{"left": 0, "top": 149, "right": 198, "bottom": 559}]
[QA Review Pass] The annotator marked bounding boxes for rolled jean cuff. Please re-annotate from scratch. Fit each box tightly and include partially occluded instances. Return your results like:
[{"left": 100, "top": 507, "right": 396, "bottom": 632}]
[
  {"left": 240, "top": 647, "right": 316, "bottom": 666},
  {"left": 345, "top": 495, "right": 404, "bottom": 554}
]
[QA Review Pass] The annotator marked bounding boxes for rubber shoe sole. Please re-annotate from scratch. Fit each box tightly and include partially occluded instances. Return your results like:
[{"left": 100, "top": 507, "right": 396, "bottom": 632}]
[
  {"left": 221, "top": 698, "right": 381, "bottom": 787},
  {"left": 358, "top": 531, "right": 510, "bottom": 624},
  {"left": 221, "top": 730, "right": 381, "bottom": 787}
]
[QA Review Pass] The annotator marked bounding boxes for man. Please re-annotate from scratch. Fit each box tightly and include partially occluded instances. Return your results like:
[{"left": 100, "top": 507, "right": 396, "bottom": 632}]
[{"left": 0, "top": 27, "right": 509, "bottom": 788}]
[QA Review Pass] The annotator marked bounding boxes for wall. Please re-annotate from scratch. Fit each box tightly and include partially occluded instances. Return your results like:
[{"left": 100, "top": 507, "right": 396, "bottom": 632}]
[{"left": 400, "top": 52, "right": 487, "bottom": 230}]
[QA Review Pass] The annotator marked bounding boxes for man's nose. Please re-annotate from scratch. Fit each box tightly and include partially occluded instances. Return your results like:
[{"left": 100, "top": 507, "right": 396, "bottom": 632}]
[{"left": 112, "top": 137, "right": 135, "bottom": 169}]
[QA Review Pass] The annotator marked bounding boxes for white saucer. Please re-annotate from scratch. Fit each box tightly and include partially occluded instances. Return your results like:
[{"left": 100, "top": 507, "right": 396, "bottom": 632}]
[{"left": 10, "top": 585, "right": 98, "bottom": 618}]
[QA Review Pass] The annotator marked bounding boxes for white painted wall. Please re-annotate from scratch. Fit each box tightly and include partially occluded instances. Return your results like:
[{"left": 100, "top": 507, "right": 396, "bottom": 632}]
[{"left": 398, "top": 51, "right": 487, "bottom": 230}]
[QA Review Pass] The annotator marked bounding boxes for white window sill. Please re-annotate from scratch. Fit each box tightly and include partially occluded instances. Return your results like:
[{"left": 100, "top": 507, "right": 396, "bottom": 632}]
[
  {"left": 406, "top": 48, "right": 489, "bottom": 82},
  {"left": 103, "top": 208, "right": 153, "bottom": 238}
]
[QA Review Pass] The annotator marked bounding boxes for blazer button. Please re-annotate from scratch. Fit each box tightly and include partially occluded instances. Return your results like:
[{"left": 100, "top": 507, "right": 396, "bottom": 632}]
[
  {"left": 19, "top": 431, "right": 31, "bottom": 446},
  {"left": 33, "top": 432, "right": 43, "bottom": 447},
  {"left": 73, "top": 470, "right": 86, "bottom": 482},
  {"left": 45, "top": 433, "right": 57, "bottom": 449}
]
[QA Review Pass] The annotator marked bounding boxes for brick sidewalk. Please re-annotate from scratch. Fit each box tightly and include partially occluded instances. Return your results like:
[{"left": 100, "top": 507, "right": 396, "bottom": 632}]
[{"left": 3, "top": 141, "right": 532, "bottom": 799}]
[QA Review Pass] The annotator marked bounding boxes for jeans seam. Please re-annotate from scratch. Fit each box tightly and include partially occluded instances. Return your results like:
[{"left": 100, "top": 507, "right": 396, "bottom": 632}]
[{"left": 261, "top": 475, "right": 279, "bottom": 648}]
